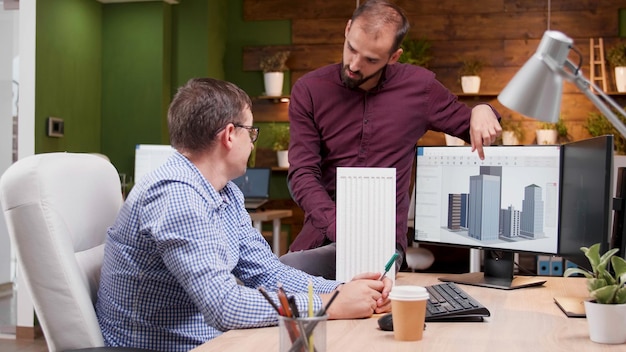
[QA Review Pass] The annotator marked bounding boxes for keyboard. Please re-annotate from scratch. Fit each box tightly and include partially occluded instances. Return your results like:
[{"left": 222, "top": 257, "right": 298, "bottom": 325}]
[{"left": 425, "top": 281, "right": 491, "bottom": 322}]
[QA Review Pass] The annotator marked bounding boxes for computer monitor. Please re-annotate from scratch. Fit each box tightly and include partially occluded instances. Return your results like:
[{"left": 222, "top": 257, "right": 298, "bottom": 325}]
[
  {"left": 559, "top": 135, "right": 614, "bottom": 270},
  {"left": 612, "top": 167, "right": 626, "bottom": 260},
  {"left": 413, "top": 144, "right": 562, "bottom": 289},
  {"left": 413, "top": 136, "right": 616, "bottom": 290}
]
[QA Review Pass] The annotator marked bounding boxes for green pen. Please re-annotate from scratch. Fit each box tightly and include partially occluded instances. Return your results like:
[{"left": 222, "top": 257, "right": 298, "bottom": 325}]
[{"left": 378, "top": 252, "right": 399, "bottom": 280}]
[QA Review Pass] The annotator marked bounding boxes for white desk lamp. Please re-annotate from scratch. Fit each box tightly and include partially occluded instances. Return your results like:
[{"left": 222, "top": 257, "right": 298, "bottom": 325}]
[{"left": 498, "top": 30, "right": 626, "bottom": 138}]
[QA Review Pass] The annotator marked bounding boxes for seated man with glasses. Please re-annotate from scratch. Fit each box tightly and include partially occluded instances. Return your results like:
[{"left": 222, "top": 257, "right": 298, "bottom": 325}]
[{"left": 95, "top": 77, "right": 392, "bottom": 352}]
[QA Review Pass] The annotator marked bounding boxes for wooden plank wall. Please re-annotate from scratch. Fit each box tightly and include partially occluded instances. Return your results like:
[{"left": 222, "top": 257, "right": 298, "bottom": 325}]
[{"left": 243, "top": 0, "right": 626, "bottom": 145}]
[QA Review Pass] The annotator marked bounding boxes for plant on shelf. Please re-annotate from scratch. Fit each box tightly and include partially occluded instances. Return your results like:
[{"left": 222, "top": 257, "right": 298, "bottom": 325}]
[
  {"left": 270, "top": 122, "right": 290, "bottom": 151},
  {"left": 606, "top": 42, "right": 626, "bottom": 92},
  {"left": 536, "top": 118, "right": 568, "bottom": 144},
  {"left": 259, "top": 50, "right": 290, "bottom": 73},
  {"left": 498, "top": 115, "right": 525, "bottom": 145},
  {"left": 459, "top": 57, "right": 484, "bottom": 77},
  {"left": 563, "top": 244, "right": 626, "bottom": 344},
  {"left": 398, "top": 37, "right": 432, "bottom": 68},
  {"left": 607, "top": 42, "right": 626, "bottom": 68},
  {"left": 459, "top": 57, "right": 484, "bottom": 93},
  {"left": 270, "top": 123, "right": 290, "bottom": 168},
  {"left": 259, "top": 50, "right": 291, "bottom": 97},
  {"left": 586, "top": 110, "right": 626, "bottom": 154}
]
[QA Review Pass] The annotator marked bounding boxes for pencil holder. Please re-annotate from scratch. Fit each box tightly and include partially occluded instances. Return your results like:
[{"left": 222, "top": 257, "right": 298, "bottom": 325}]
[{"left": 278, "top": 315, "right": 327, "bottom": 352}]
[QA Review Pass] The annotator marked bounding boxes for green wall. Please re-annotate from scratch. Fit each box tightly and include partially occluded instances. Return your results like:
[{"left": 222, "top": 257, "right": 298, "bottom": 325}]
[
  {"left": 34, "top": 0, "right": 290, "bottom": 185},
  {"left": 101, "top": 2, "right": 171, "bottom": 178},
  {"left": 35, "top": 0, "right": 102, "bottom": 154}
]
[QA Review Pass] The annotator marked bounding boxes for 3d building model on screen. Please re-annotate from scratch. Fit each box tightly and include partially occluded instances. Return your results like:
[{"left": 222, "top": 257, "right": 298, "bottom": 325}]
[{"left": 444, "top": 166, "right": 554, "bottom": 245}]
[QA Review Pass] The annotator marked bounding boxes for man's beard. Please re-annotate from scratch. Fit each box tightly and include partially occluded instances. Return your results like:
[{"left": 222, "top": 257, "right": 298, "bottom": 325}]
[{"left": 340, "top": 63, "right": 386, "bottom": 89}]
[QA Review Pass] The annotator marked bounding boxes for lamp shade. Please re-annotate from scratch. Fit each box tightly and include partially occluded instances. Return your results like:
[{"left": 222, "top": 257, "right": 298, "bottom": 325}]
[{"left": 498, "top": 31, "right": 574, "bottom": 123}]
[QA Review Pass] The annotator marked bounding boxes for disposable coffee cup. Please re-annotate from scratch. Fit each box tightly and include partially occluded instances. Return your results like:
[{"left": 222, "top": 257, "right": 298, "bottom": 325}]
[
  {"left": 389, "top": 285, "right": 429, "bottom": 341},
  {"left": 278, "top": 315, "right": 327, "bottom": 352}
]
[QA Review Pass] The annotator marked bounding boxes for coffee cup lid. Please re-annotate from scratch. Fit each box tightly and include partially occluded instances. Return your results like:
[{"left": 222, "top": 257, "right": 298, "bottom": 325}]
[{"left": 389, "top": 285, "right": 429, "bottom": 301}]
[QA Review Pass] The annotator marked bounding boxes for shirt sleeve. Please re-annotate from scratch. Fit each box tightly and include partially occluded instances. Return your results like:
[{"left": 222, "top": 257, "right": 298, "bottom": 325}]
[{"left": 287, "top": 80, "right": 338, "bottom": 245}]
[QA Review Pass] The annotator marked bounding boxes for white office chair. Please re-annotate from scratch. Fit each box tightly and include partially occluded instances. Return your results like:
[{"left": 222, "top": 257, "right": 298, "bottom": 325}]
[
  {"left": 0, "top": 152, "right": 157, "bottom": 352},
  {"left": 404, "top": 185, "right": 435, "bottom": 271}
]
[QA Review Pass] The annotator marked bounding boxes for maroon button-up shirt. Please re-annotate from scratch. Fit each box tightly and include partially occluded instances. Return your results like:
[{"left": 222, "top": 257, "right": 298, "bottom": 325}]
[{"left": 287, "top": 63, "right": 493, "bottom": 252}]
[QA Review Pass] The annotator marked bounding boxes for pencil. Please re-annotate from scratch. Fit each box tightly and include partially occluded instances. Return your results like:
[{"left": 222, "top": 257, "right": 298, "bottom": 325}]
[
  {"left": 258, "top": 287, "right": 281, "bottom": 314},
  {"left": 378, "top": 252, "right": 399, "bottom": 280},
  {"left": 308, "top": 279, "right": 314, "bottom": 352},
  {"left": 307, "top": 279, "right": 314, "bottom": 318}
]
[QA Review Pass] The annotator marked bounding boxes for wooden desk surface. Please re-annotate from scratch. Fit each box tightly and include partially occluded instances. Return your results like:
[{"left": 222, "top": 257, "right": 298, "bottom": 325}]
[
  {"left": 248, "top": 209, "right": 292, "bottom": 221},
  {"left": 193, "top": 273, "right": 624, "bottom": 352}
]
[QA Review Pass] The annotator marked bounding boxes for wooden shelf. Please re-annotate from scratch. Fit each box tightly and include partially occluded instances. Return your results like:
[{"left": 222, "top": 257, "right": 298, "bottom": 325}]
[{"left": 455, "top": 92, "right": 499, "bottom": 98}]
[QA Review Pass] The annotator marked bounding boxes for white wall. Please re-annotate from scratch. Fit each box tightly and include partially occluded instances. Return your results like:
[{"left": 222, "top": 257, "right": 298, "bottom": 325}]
[{"left": 0, "top": 3, "right": 18, "bottom": 288}]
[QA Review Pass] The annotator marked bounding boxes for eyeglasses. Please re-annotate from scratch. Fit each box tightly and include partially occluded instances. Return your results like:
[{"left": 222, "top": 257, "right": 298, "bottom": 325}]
[{"left": 234, "top": 124, "right": 260, "bottom": 143}]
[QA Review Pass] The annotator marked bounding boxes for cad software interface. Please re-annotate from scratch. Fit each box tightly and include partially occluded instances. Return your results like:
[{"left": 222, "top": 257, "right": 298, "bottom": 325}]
[{"left": 414, "top": 145, "right": 561, "bottom": 255}]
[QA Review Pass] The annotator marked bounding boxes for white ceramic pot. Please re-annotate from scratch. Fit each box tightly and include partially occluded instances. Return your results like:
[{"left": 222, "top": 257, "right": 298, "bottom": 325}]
[
  {"left": 461, "top": 76, "right": 481, "bottom": 93},
  {"left": 444, "top": 134, "right": 465, "bottom": 146},
  {"left": 536, "top": 129, "right": 557, "bottom": 145},
  {"left": 276, "top": 150, "right": 289, "bottom": 168},
  {"left": 615, "top": 67, "right": 626, "bottom": 93},
  {"left": 502, "top": 131, "right": 519, "bottom": 145},
  {"left": 263, "top": 71, "right": 284, "bottom": 97},
  {"left": 584, "top": 300, "right": 626, "bottom": 344}
]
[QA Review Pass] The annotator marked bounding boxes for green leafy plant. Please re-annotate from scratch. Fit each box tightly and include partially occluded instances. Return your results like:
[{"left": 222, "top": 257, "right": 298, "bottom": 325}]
[
  {"left": 259, "top": 50, "right": 290, "bottom": 73},
  {"left": 607, "top": 42, "right": 626, "bottom": 67},
  {"left": 564, "top": 243, "right": 626, "bottom": 304},
  {"left": 586, "top": 110, "right": 626, "bottom": 154},
  {"left": 270, "top": 122, "right": 290, "bottom": 151},
  {"left": 398, "top": 37, "right": 432, "bottom": 68},
  {"left": 459, "top": 57, "right": 484, "bottom": 76}
]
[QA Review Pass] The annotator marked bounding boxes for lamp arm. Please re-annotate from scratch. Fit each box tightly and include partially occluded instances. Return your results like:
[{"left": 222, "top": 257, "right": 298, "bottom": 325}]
[{"left": 562, "top": 59, "right": 626, "bottom": 139}]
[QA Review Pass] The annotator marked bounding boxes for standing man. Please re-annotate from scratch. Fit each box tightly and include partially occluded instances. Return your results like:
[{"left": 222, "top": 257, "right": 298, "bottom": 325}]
[
  {"left": 280, "top": 0, "right": 501, "bottom": 279},
  {"left": 96, "top": 78, "right": 392, "bottom": 352}
]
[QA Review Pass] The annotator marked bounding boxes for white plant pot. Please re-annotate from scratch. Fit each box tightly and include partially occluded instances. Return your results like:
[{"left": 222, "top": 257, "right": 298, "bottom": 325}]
[
  {"left": 263, "top": 71, "right": 284, "bottom": 97},
  {"left": 536, "top": 129, "right": 557, "bottom": 145},
  {"left": 584, "top": 300, "right": 626, "bottom": 344},
  {"left": 276, "top": 150, "right": 289, "bottom": 168},
  {"left": 444, "top": 134, "right": 465, "bottom": 146},
  {"left": 461, "top": 76, "right": 481, "bottom": 93},
  {"left": 502, "top": 131, "right": 519, "bottom": 145},
  {"left": 615, "top": 67, "right": 626, "bottom": 93}
]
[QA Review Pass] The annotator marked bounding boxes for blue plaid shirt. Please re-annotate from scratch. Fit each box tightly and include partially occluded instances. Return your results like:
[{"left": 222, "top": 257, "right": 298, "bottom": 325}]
[{"left": 96, "top": 152, "right": 339, "bottom": 351}]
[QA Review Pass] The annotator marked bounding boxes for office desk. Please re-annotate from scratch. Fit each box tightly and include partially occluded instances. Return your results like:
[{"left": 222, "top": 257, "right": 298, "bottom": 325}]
[
  {"left": 249, "top": 209, "right": 292, "bottom": 255},
  {"left": 193, "top": 273, "right": 624, "bottom": 352}
]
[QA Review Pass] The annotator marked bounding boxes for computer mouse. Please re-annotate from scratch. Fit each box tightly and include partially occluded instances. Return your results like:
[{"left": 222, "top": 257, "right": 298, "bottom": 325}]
[{"left": 377, "top": 313, "right": 393, "bottom": 331}]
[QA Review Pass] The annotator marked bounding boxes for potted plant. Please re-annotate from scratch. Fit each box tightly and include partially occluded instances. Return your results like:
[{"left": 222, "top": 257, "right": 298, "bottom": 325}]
[
  {"left": 259, "top": 50, "right": 290, "bottom": 97},
  {"left": 535, "top": 118, "right": 567, "bottom": 144},
  {"left": 398, "top": 37, "right": 432, "bottom": 68},
  {"left": 607, "top": 42, "right": 626, "bottom": 92},
  {"left": 499, "top": 115, "right": 525, "bottom": 145},
  {"left": 586, "top": 110, "right": 626, "bottom": 155},
  {"left": 459, "top": 57, "right": 484, "bottom": 93},
  {"left": 270, "top": 122, "right": 290, "bottom": 168},
  {"left": 564, "top": 243, "right": 626, "bottom": 344}
]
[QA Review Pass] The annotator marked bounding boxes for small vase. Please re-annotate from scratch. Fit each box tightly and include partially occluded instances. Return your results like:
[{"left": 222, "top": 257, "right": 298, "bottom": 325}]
[
  {"left": 535, "top": 129, "right": 557, "bottom": 145},
  {"left": 584, "top": 300, "right": 626, "bottom": 344},
  {"left": 461, "top": 76, "right": 481, "bottom": 93},
  {"left": 502, "top": 131, "right": 519, "bottom": 145},
  {"left": 615, "top": 67, "right": 626, "bottom": 93},
  {"left": 276, "top": 150, "right": 289, "bottom": 168},
  {"left": 444, "top": 134, "right": 465, "bottom": 146},
  {"left": 263, "top": 72, "right": 284, "bottom": 97}
]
